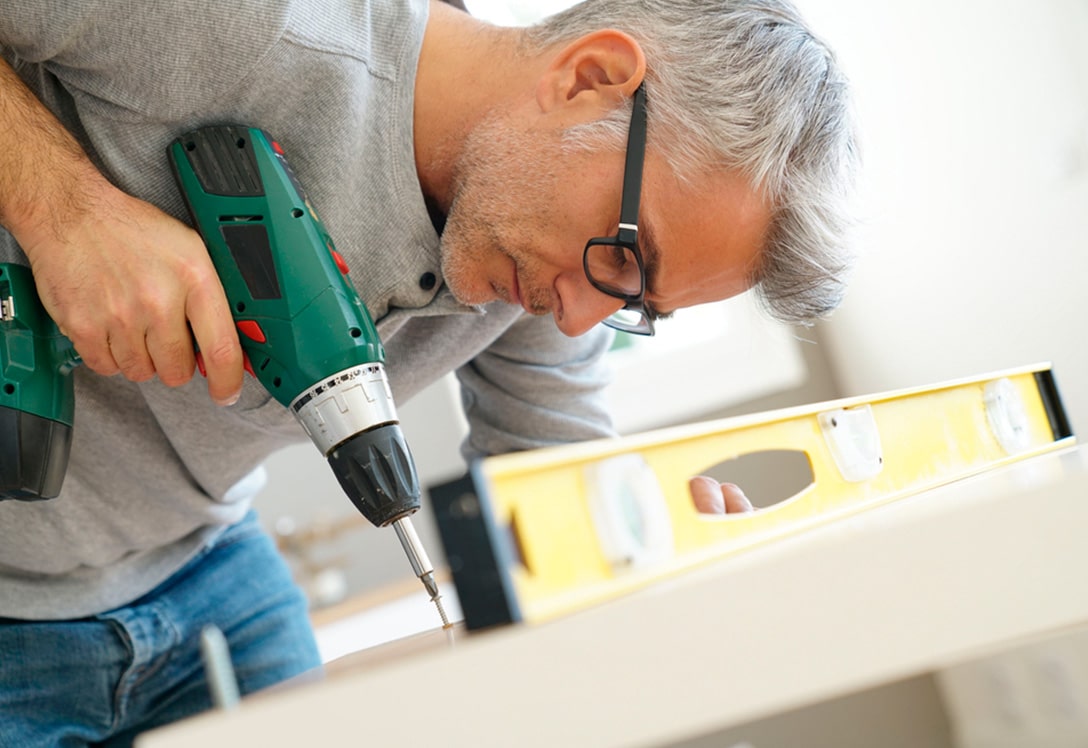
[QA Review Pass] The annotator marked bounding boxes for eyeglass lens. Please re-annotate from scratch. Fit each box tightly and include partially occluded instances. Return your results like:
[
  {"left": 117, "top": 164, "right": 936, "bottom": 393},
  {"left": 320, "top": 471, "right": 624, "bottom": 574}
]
[{"left": 585, "top": 241, "right": 642, "bottom": 297}]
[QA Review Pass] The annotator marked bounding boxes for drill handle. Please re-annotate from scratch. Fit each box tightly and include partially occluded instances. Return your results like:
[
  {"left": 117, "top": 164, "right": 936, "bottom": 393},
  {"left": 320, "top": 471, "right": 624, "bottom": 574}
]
[{"left": 168, "top": 126, "right": 386, "bottom": 407}]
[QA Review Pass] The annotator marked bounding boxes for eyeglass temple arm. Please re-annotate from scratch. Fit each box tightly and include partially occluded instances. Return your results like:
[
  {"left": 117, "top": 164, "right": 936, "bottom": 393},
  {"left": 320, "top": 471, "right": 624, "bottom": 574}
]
[{"left": 618, "top": 84, "right": 647, "bottom": 243}]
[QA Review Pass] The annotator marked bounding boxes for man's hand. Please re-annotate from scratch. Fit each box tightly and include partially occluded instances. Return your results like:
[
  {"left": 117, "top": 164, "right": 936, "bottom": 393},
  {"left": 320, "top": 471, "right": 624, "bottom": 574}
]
[
  {"left": 22, "top": 186, "right": 244, "bottom": 406},
  {"left": 0, "top": 57, "right": 242, "bottom": 405},
  {"left": 689, "top": 476, "right": 754, "bottom": 515}
]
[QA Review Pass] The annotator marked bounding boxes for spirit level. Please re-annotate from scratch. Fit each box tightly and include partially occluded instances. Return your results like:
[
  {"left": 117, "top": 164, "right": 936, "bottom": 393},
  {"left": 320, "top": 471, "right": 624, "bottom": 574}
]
[{"left": 433, "top": 364, "right": 1074, "bottom": 630}]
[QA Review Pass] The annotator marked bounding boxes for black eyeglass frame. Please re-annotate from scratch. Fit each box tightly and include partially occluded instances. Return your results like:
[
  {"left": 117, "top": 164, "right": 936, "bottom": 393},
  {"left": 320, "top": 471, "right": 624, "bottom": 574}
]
[{"left": 582, "top": 83, "right": 655, "bottom": 336}]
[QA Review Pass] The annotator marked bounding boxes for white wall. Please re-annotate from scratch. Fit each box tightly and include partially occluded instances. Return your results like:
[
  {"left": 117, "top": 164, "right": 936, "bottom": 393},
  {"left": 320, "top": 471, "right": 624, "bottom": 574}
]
[{"left": 799, "top": 0, "right": 1088, "bottom": 434}]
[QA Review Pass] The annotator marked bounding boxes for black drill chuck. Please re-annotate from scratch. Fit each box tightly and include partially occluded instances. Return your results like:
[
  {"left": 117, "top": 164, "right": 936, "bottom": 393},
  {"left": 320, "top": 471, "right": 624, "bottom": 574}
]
[{"left": 327, "top": 423, "right": 422, "bottom": 527}]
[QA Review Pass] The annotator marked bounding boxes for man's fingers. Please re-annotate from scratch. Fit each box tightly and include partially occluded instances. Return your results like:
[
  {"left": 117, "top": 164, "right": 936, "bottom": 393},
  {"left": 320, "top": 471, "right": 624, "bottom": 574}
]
[
  {"left": 108, "top": 331, "right": 156, "bottom": 382},
  {"left": 689, "top": 476, "right": 754, "bottom": 515},
  {"left": 719, "top": 482, "right": 754, "bottom": 514},
  {"left": 67, "top": 334, "right": 120, "bottom": 378},
  {"left": 187, "top": 281, "right": 243, "bottom": 406},
  {"left": 689, "top": 476, "right": 726, "bottom": 514},
  {"left": 146, "top": 326, "right": 197, "bottom": 388},
  {"left": 191, "top": 326, "right": 243, "bottom": 406}
]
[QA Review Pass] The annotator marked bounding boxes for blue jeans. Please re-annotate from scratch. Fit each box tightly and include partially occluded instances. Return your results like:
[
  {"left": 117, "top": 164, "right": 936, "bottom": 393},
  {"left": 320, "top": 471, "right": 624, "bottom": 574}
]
[{"left": 0, "top": 511, "right": 322, "bottom": 747}]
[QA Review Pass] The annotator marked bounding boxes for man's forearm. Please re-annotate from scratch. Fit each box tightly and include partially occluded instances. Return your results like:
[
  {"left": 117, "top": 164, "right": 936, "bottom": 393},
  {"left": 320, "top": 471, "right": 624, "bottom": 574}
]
[{"left": 0, "top": 57, "right": 110, "bottom": 254}]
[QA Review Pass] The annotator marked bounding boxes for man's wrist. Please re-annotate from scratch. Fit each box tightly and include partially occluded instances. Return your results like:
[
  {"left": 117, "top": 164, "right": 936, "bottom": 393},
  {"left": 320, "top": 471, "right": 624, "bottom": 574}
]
[
  {"left": 0, "top": 58, "right": 111, "bottom": 255},
  {"left": 5, "top": 165, "right": 113, "bottom": 259}
]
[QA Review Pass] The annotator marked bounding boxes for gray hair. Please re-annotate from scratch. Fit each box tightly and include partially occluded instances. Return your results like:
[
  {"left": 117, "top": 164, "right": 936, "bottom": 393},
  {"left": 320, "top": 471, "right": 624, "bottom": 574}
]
[{"left": 521, "top": 0, "right": 860, "bottom": 325}]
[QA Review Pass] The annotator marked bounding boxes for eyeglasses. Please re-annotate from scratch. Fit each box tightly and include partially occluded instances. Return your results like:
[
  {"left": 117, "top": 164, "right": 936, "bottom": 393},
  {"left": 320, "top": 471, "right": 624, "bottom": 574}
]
[{"left": 583, "top": 83, "right": 655, "bottom": 336}]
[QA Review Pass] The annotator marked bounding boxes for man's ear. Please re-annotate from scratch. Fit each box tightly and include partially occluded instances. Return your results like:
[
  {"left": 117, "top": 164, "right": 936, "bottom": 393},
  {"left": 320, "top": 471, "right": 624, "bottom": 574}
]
[{"left": 536, "top": 29, "right": 646, "bottom": 115}]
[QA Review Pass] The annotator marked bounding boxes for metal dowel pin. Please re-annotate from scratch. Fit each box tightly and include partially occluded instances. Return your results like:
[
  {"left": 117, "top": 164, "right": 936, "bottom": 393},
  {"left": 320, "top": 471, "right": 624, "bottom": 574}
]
[{"left": 200, "top": 624, "right": 241, "bottom": 710}]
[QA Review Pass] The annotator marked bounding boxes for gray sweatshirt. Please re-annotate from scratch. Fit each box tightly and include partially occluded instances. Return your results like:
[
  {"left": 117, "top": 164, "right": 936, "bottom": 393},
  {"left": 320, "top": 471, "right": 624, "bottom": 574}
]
[{"left": 0, "top": 0, "right": 615, "bottom": 619}]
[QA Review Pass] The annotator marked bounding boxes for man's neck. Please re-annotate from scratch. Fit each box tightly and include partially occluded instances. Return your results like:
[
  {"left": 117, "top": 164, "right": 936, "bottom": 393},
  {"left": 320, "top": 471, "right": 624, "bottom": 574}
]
[{"left": 414, "top": 1, "right": 541, "bottom": 213}]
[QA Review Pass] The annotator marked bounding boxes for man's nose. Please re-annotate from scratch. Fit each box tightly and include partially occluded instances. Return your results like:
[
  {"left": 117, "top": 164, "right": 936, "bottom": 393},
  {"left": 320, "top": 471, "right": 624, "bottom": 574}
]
[{"left": 552, "top": 273, "right": 625, "bottom": 337}]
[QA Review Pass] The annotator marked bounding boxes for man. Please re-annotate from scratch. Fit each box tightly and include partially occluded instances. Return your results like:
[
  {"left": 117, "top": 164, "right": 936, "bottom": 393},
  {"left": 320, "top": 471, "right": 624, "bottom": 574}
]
[{"left": 0, "top": 0, "right": 857, "bottom": 743}]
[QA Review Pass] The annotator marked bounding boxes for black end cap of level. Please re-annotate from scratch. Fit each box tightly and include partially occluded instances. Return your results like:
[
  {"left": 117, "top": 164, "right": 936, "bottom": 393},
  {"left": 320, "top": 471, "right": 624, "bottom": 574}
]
[
  {"left": 1035, "top": 369, "right": 1074, "bottom": 441},
  {"left": 327, "top": 424, "right": 421, "bottom": 527},
  {"left": 430, "top": 471, "right": 522, "bottom": 631},
  {"left": 0, "top": 405, "right": 72, "bottom": 501}
]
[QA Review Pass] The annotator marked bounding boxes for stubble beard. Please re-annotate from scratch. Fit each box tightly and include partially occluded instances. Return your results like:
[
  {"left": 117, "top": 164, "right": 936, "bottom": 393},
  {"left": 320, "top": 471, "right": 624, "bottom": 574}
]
[{"left": 439, "top": 112, "right": 558, "bottom": 314}]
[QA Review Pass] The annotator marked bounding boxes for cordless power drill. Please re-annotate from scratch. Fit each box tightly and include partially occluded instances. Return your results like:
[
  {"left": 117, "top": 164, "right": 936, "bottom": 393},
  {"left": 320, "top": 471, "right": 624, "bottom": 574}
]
[{"left": 0, "top": 126, "right": 448, "bottom": 625}]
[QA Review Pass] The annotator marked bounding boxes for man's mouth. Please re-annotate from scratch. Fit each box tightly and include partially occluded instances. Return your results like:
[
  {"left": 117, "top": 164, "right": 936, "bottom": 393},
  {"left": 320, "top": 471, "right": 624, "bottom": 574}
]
[
  {"left": 505, "top": 259, "right": 549, "bottom": 316},
  {"left": 513, "top": 271, "right": 548, "bottom": 316},
  {"left": 511, "top": 270, "right": 523, "bottom": 310}
]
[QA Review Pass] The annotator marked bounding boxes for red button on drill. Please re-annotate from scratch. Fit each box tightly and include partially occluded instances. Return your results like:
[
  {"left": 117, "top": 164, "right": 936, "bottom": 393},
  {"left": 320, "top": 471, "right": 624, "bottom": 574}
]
[
  {"left": 331, "top": 248, "right": 349, "bottom": 276},
  {"left": 236, "top": 320, "right": 267, "bottom": 344}
]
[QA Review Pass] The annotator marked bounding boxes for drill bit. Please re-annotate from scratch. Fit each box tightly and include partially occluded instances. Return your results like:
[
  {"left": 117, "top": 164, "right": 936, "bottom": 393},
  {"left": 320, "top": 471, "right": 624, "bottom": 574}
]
[{"left": 392, "top": 516, "right": 452, "bottom": 628}]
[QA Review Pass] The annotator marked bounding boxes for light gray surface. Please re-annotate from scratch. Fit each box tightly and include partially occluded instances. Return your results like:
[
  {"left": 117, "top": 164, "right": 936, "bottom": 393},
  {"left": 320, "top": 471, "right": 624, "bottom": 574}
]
[{"left": 139, "top": 446, "right": 1088, "bottom": 747}]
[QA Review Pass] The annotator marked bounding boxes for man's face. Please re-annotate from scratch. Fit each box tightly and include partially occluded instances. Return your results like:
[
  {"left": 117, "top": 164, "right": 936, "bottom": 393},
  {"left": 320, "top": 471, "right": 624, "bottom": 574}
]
[{"left": 439, "top": 108, "right": 772, "bottom": 337}]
